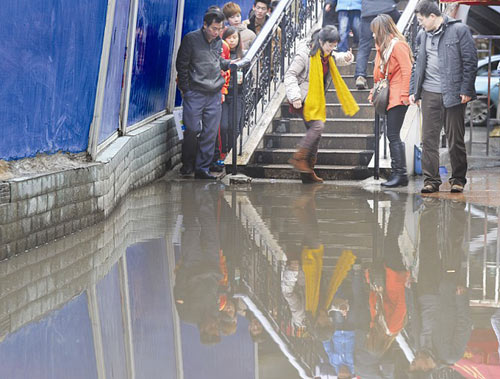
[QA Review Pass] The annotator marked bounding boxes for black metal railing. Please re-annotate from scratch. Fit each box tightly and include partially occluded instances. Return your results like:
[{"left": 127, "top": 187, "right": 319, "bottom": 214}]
[
  {"left": 229, "top": 0, "right": 325, "bottom": 175},
  {"left": 468, "top": 35, "right": 500, "bottom": 156}
]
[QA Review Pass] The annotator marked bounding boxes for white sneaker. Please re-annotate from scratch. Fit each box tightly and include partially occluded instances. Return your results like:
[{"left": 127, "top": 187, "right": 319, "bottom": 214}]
[{"left": 356, "top": 76, "right": 368, "bottom": 90}]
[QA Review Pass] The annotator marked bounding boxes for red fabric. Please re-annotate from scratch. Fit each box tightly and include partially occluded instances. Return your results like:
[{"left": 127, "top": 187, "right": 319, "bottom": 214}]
[
  {"left": 441, "top": 0, "right": 500, "bottom": 4},
  {"left": 368, "top": 267, "right": 410, "bottom": 334},
  {"left": 221, "top": 40, "right": 231, "bottom": 97}
]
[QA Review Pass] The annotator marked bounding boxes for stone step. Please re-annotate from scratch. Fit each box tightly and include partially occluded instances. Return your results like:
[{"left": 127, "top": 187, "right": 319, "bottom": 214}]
[
  {"left": 326, "top": 89, "right": 371, "bottom": 103},
  {"left": 337, "top": 61, "right": 375, "bottom": 76},
  {"left": 263, "top": 133, "right": 375, "bottom": 150},
  {"left": 281, "top": 103, "right": 375, "bottom": 119},
  {"left": 343, "top": 75, "right": 374, "bottom": 88},
  {"left": 243, "top": 163, "right": 373, "bottom": 180},
  {"left": 273, "top": 118, "right": 374, "bottom": 134},
  {"left": 253, "top": 148, "right": 373, "bottom": 166}
]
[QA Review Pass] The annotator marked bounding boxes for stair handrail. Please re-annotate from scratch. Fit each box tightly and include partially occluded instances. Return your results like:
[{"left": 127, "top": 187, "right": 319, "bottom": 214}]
[
  {"left": 228, "top": 0, "right": 325, "bottom": 175},
  {"left": 373, "top": 0, "right": 420, "bottom": 180}
]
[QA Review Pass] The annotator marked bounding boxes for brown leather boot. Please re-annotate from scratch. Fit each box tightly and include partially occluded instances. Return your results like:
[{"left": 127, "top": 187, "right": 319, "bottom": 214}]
[
  {"left": 289, "top": 147, "right": 312, "bottom": 173},
  {"left": 308, "top": 156, "right": 323, "bottom": 183}
]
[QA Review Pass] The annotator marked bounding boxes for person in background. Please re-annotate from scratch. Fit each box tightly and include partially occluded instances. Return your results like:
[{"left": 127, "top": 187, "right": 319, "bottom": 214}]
[
  {"left": 322, "top": 1, "right": 338, "bottom": 27},
  {"left": 284, "top": 26, "right": 357, "bottom": 183},
  {"left": 219, "top": 27, "right": 245, "bottom": 165},
  {"left": 222, "top": 2, "right": 256, "bottom": 51},
  {"left": 355, "top": 0, "right": 400, "bottom": 90},
  {"left": 409, "top": 0, "right": 477, "bottom": 193},
  {"left": 369, "top": 14, "right": 413, "bottom": 187},
  {"left": 335, "top": 0, "right": 361, "bottom": 53},
  {"left": 244, "top": 0, "right": 271, "bottom": 36},
  {"left": 176, "top": 9, "right": 230, "bottom": 180}
]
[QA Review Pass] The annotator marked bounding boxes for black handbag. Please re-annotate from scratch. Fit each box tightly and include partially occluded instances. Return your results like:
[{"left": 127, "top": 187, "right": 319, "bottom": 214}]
[{"left": 372, "top": 65, "right": 390, "bottom": 115}]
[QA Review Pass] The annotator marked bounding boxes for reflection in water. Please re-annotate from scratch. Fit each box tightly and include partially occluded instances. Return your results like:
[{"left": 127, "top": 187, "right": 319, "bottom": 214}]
[{"left": 0, "top": 182, "right": 499, "bottom": 378}]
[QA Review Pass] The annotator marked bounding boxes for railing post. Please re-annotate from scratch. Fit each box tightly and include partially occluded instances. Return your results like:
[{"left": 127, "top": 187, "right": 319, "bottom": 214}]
[
  {"left": 231, "top": 62, "right": 239, "bottom": 176},
  {"left": 374, "top": 114, "right": 380, "bottom": 180}
]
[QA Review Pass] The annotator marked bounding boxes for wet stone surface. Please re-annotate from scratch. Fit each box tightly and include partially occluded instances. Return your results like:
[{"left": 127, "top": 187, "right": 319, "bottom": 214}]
[{"left": 0, "top": 180, "right": 499, "bottom": 378}]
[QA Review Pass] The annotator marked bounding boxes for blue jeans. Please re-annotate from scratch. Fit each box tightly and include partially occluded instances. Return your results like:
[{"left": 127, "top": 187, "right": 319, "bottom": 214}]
[
  {"left": 337, "top": 10, "right": 360, "bottom": 52},
  {"left": 354, "top": 9, "right": 400, "bottom": 78}
]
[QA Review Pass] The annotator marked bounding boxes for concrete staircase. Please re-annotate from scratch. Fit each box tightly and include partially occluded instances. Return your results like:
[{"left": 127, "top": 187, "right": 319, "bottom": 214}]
[{"left": 245, "top": 50, "right": 378, "bottom": 180}]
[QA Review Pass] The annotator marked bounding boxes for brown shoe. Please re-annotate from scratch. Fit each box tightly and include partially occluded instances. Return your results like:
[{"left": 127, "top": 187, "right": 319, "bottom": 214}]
[
  {"left": 289, "top": 147, "right": 312, "bottom": 173},
  {"left": 308, "top": 156, "right": 323, "bottom": 183},
  {"left": 451, "top": 183, "right": 464, "bottom": 193}
]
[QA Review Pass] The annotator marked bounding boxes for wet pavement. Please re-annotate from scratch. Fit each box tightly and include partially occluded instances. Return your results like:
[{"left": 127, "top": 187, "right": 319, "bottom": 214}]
[{"left": 1, "top": 175, "right": 500, "bottom": 378}]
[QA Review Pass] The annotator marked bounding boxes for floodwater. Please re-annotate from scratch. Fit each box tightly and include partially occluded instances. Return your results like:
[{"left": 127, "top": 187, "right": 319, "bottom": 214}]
[{"left": 0, "top": 180, "right": 499, "bottom": 379}]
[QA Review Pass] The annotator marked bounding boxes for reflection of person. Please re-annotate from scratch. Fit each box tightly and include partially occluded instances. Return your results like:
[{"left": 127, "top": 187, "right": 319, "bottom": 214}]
[
  {"left": 408, "top": 198, "right": 472, "bottom": 373},
  {"left": 365, "top": 193, "right": 410, "bottom": 357},
  {"left": 173, "top": 183, "right": 226, "bottom": 344},
  {"left": 282, "top": 186, "right": 358, "bottom": 376},
  {"left": 369, "top": 14, "right": 413, "bottom": 188},
  {"left": 284, "top": 26, "right": 357, "bottom": 183},
  {"left": 409, "top": 0, "right": 478, "bottom": 193},
  {"left": 176, "top": 9, "right": 230, "bottom": 179}
]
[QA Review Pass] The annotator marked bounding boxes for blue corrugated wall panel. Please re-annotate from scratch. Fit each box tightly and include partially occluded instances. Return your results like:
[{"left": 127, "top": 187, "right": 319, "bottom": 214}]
[
  {"left": 127, "top": 0, "right": 178, "bottom": 126},
  {"left": 99, "top": 0, "right": 132, "bottom": 144},
  {"left": 0, "top": 1, "right": 108, "bottom": 160}
]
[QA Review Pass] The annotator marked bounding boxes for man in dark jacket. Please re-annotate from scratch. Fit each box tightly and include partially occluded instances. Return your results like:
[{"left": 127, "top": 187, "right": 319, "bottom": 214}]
[
  {"left": 409, "top": 0, "right": 477, "bottom": 193},
  {"left": 176, "top": 9, "right": 230, "bottom": 180},
  {"left": 354, "top": 0, "right": 400, "bottom": 89}
]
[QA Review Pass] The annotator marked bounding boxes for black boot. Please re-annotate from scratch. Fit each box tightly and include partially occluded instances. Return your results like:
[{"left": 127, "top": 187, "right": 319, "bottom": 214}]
[{"left": 382, "top": 142, "right": 408, "bottom": 187}]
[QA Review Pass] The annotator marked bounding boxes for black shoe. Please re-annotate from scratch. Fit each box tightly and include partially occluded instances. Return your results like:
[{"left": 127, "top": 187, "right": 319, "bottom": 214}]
[
  {"left": 381, "top": 174, "right": 408, "bottom": 187},
  {"left": 194, "top": 170, "right": 217, "bottom": 180},
  {"left": 421, "top": 184, "right": 438, "bottom": 193},
  {"left": 209, "top": 164, "right": 223, "bottom": 173},
  {"left": 180, "top": 165, "right": 193, "bottom": 176}
]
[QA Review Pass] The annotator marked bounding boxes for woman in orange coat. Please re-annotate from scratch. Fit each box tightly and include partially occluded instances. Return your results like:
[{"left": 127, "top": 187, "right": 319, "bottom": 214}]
[{"left": 370, "top": 14, "right": 413, "bottom": 187}]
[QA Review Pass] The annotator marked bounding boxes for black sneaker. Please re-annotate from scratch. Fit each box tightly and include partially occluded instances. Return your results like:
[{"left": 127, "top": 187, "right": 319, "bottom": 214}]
[{"left": 209, "top": 164, "right": 223, "bottom": 173}]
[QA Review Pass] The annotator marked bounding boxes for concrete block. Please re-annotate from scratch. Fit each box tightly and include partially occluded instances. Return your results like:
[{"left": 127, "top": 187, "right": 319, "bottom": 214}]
[
  {"left": 16, "top": 238, "right": 27, "bottom": 253},
  {"left": 55, "top": 224, "right": 65, "bottom": 239},
  {"left": 27, "top": 197, "right": 37, "bottom": 217},
  {"left": 37, "top": 194, "right": 48, "bottom": 214},
  {"left": 36, "top": 230, "right": 47, "bottom": 247},
  {"left": 0, "top": 182, "right": 9, "bottom": 204}
]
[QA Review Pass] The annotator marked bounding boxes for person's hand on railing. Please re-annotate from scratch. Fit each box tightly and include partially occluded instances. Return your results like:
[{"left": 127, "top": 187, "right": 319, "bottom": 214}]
[{"left": 292, "top": 99, "right": 302, "bottom": 109}]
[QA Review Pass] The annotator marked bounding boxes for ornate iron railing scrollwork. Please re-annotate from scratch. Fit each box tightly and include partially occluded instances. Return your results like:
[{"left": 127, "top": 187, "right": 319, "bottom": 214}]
[{"left": 229, "top": 0, "right": 325, "bottom": 175}]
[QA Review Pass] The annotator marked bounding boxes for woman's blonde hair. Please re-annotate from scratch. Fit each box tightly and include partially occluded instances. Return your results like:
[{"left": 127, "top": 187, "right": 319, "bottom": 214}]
[{"left": 370, "top": 14, "right": 413, "bottom": 64}]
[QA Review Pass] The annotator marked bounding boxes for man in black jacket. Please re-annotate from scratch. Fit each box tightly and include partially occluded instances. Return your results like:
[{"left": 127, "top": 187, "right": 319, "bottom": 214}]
[
  {"left": 176, "top": 9, "right": 230, "bottom": 180},
  {"left": 409, "top": 0, "right": 477, "bottom": 194}
]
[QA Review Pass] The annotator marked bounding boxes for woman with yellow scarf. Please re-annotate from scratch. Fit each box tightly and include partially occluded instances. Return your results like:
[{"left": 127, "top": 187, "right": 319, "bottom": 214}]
[{"left": 284, "top": 26, "right": 359, "bottom": 183}]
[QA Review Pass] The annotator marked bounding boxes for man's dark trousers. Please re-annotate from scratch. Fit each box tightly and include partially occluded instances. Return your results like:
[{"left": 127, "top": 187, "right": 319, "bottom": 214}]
[
  {"left": 182, "top": 90, "right": 222, "bottom": 173},
  {"left": 421, "top": 90, "right": 467, "bottom": 189}
]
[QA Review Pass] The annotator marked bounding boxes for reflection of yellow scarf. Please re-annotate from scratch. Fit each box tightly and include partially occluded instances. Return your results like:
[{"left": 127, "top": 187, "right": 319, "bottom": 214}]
[
  {"left": 303, "top": 50, "right": 359, "bottom": 122},
  {"left": 303, "top": 248, "right": 356, "bottom": 317}
]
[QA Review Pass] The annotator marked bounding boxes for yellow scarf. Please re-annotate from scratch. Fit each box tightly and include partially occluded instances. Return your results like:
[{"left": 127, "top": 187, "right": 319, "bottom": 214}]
[{"left": 303, "top": 50, "right": 359, "bottom": 122}]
